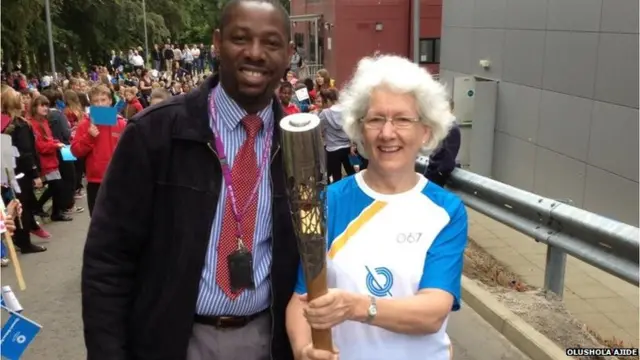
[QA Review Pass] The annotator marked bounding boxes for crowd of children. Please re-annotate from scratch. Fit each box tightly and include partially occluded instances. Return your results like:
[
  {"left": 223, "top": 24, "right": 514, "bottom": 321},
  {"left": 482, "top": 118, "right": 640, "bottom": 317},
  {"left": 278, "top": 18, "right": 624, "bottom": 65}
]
[
  {"left": 1, "top": 64, "right": 369, "bottom": 266},
  {"left": 0, "top": 74, "right": 140, "bottom": 266},
  {"left": 277, "top": 68, "right": 367, "bottom": 180}
]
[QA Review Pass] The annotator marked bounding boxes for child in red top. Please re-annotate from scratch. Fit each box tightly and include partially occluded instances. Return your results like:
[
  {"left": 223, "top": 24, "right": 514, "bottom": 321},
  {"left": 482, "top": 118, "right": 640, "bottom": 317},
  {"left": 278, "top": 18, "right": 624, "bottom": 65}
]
[
  {"left": 71, "top": 84, "right": 127, "bottom": 215},
  {"left": 122, "top": 86, "right": 143, "bottom": 120},
  {"left": 278, "top": 82, "right": 300, "bottom": 116},
  {"left": 29, "top": 95, "right": 70, "bottom": 221},
  {"left": 63, "top": 90, "right": 86, "bottom": 139}
]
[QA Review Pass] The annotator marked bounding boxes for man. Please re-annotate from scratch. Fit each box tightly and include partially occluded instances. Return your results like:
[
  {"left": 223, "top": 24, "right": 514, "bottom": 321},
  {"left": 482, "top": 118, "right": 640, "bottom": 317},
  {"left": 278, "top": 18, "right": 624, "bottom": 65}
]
[
  {"left": 81, "top": 0, "right": 299, "bottom": 359},
  {"left": 425, "top": 99, "right": 461, "bottom": 187},
  {"left": 163, "top": 43, "right": 174, "bottom": 72}
]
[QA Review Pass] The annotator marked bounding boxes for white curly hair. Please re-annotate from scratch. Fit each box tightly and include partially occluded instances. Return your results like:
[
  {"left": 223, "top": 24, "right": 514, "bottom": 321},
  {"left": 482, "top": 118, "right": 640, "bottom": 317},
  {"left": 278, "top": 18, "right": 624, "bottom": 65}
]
[{"left": 340, "top": 55, "right": 454, "bottom": 158}]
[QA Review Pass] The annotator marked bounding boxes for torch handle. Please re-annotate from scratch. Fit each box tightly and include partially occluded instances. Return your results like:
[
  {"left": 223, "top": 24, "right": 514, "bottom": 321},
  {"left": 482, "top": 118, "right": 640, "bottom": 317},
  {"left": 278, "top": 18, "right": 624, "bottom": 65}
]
[{"left": 306, "top": 265, "right": 333, "bottom": 351}]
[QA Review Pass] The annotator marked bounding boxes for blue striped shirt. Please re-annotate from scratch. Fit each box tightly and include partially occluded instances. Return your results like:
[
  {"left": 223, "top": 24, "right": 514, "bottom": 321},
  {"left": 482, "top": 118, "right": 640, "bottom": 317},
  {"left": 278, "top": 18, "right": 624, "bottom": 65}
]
[{"left": 195, "top": 84, "right": 274, "bottom": 316}]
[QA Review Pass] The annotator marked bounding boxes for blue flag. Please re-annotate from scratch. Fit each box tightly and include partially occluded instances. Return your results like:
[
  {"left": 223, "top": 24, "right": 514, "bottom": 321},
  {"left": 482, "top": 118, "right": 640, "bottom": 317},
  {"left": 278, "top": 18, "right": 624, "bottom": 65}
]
[
  {"left": 60, "top": 145, "right": 77, "bottom": 161},
  {"left": 1, "top": 310, "right": 42, "bottom": 360},
  {"left": 90, "top": 106, "right": 118, "bottom": 126},
  {"left": 114, "top": 99, "right": 126, "bottom": 113},
  {"left": 55, "top": 99, "right": 66, "bottom": 111}
]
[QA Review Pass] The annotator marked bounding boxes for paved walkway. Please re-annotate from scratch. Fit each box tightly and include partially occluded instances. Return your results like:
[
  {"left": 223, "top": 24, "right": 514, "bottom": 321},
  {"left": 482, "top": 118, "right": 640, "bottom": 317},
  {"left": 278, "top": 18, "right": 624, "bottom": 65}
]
[
  {"left": 1, "top": 197, "right": 530, "bottom": 360},
  {"left": 467, "top": 208, "right": 639, "bottom": 347}
]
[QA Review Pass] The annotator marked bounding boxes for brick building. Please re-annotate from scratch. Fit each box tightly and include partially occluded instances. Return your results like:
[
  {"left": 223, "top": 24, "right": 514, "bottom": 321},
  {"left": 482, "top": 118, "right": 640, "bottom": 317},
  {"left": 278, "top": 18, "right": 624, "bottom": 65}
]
[{"left": 290, "top": 0, "right": 443, "bottom": 86}]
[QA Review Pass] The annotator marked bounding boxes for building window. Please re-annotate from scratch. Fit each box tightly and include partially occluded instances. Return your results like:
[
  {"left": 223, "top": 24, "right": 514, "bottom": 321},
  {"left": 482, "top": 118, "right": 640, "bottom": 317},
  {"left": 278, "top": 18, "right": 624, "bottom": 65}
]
[
  {"left": 419, "top": 38, "right": 440, "bottom": 64},
  {"left": 294, "top": 33, "right": 304, "bottom": 48}
]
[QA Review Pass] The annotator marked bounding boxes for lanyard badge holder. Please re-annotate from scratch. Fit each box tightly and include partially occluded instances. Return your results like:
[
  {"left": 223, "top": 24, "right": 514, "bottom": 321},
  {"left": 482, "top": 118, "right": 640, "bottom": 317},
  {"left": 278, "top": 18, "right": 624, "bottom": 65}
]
[
  {"left": 209, "top": 91, "right": 273, "bottom": 292},
  {"left": 227, "top": 235, "right": 254, "bottom": 291}
]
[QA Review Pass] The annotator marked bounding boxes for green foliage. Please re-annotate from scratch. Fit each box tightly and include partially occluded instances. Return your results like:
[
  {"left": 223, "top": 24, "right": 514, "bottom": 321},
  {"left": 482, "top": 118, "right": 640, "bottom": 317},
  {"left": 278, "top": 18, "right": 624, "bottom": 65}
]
[
  {"left": 1, "top": 0, "right": 213, "bottom": 73},
  {"left": 1, "top": 0, "right": 291, "bottom": 74}
]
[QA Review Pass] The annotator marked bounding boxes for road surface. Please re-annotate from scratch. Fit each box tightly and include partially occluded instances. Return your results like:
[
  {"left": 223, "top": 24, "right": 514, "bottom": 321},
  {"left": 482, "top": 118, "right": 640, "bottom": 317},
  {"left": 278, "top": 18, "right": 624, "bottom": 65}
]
[{"left": 1, "top": 197, "right": 531, "bottom": 360}]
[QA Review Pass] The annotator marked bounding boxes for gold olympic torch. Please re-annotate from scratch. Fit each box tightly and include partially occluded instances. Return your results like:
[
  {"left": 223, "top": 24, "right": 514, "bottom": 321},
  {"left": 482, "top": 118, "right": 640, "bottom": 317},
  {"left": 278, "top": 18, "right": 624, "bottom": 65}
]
[{"left": 280, "top": 113, "right": 333, "bottom": 351}]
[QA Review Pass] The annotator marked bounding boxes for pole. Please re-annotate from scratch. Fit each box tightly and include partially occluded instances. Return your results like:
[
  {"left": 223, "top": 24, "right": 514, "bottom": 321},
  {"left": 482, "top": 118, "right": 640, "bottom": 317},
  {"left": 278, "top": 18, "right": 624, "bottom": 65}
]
[
  {"left": 314, "top": 19, "right": 319, "bottom": 65},
  {"left": 412, "top": 0, "right": 420, "bottom": 64},
  {"left": 142, "top": 0, "right": 150, "bottom": 67},
  {"left": 45, "top": 0, "right": 57, "bottom": 78}
]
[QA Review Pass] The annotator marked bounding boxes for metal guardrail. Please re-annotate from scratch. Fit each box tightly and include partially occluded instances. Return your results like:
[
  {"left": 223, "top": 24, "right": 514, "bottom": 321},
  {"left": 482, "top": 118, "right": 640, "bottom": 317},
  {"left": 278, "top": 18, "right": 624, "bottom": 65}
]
[{"left": 415, "top": 159, "right": 640, "bottom": 298}]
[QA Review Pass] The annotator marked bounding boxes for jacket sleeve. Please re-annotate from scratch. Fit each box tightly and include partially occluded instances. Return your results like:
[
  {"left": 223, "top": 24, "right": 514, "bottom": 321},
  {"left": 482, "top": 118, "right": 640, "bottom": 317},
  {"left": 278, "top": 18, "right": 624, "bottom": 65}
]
[
  {"left": 59, "top": 112, "right": 72, "bottom": 144},
  {"left": 426, "top": 125, "right": 461, "bottom": 181},
  {"left": 34, "top": 128, "right": 60, "bottom": 155},
  {"left": 71, "top": 120, "right": 96, "bottom": 158},
  {"left": 318, "top": 109, "right": 328, "bottom": 138},
  {"left": 82, "top": 121, "right": 154, "bottom": 360},
  {"left": 13, "top": 124, "right": 40, "bottom": 179}
]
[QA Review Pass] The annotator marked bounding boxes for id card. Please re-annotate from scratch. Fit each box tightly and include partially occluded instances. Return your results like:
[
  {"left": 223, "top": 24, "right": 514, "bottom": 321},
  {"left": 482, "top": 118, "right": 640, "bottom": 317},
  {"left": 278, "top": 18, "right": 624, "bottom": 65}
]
[{"left": 227, "top": 249, "right": 255, "bottom": 292}]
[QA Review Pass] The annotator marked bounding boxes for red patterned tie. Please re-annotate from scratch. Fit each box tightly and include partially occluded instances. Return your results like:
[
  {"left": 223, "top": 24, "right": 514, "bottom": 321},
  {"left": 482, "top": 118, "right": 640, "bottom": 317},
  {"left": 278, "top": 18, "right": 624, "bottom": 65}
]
[{"left": 216, "top": 115, "right": 263, "bottom": 299}]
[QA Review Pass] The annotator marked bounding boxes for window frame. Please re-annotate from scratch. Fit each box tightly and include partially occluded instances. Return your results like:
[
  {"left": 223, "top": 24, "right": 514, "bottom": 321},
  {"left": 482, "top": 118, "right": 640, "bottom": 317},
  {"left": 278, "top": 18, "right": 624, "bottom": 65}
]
[{"left": 418, "top": 38, "right": 441, "bottom": 65}]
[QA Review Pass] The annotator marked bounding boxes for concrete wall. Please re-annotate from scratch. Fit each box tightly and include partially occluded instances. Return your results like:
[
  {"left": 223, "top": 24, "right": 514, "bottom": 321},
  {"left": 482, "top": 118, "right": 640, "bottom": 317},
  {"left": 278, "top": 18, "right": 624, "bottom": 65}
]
[{"left": 439, "top": 0, "right": 639, "bottom": 225}]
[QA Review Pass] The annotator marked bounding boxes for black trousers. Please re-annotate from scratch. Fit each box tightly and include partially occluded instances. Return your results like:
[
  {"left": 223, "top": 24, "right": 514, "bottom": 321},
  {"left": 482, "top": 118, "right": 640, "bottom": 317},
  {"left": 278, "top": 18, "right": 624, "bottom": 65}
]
[
  {"left": 326, "top": 147, "right": 355, "bottom": 183},
  {"left": 86, "top": 182, "right": 101, "bottom": 216},
  {"left": 2, "top": 180, "right": 36, "bottom": 250},
  {"left": 58, "top": 153, "right": 76, "bottom": 209},
  {"left": 74, "top": 159, "right": 85, "bottom": 191},
  {"left": 40, "top": 151, "right": 76, "bottom": 210},
  {"left": 38, "top": 179, "right": 66, "bottom": 216}
]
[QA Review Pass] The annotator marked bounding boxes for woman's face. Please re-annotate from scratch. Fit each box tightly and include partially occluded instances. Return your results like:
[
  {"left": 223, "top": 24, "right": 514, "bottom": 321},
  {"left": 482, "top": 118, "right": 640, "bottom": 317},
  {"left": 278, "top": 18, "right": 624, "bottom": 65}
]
[
  {"left": 361, "top": 88, "right": 431, "bottom": 174},
  {"left": 315, "top": 73, "right": 324, "bottom": 86},
  {"left": 21, "top": 94, "right": 30, "bottom": 106},
  {"left": 37, "top": 103, "right": 49, "bottom": 117}
]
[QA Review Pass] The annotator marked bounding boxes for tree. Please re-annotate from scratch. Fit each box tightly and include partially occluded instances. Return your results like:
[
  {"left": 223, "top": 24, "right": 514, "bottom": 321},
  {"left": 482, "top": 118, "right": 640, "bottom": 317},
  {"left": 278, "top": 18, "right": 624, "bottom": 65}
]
[{"left": 1, "top": 0, "right": 292, "bottom": 74}]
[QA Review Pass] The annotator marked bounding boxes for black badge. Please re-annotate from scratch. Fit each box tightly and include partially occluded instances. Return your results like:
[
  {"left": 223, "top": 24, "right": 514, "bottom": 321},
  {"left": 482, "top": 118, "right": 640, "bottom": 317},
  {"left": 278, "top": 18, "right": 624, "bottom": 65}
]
[{"left": 227, "top": 249, "right": 255, "bottom": 292}]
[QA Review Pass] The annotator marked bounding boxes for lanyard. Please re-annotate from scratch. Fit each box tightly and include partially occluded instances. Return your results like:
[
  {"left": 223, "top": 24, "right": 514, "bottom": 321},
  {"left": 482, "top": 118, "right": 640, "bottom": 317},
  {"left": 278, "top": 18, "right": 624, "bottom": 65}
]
[{"left": 208, "top": 90, "right": 273, "bottom": 244}]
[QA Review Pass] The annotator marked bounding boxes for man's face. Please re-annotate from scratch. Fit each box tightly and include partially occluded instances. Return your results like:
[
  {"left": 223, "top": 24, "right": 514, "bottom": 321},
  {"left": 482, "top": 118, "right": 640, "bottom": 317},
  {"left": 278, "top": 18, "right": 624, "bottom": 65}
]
[
  {"left": 279, "top": 85, "right": 293, "bottom": 105},
  {"left": 214, "top": 1, "right": 292, "bottom": 104}
]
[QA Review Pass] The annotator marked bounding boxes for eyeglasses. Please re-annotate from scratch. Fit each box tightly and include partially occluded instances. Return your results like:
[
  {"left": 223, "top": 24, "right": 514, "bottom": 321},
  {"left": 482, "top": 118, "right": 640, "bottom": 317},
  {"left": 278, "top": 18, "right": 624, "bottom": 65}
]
[{"left": 361, "top": 116, "right": 420, "bottom": 130}]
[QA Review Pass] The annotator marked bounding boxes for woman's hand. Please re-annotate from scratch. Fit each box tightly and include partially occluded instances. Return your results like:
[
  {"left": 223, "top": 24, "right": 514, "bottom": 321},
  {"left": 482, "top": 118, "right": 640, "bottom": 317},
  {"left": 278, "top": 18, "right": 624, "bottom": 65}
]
[
  {"left": 301, "top": 289, "right": 356, "bottom": 330},
  {"left": 298, "top": 343, "right": 339, "bottom": 360},
  {"left": 3, "top": 214, "right": 16, "bottom": 236}
]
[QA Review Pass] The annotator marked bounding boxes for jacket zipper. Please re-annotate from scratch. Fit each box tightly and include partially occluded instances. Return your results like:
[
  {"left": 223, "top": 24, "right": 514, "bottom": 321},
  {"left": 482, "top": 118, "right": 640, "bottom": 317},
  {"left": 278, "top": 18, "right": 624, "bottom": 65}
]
[{"left": 269, "top": 142, "right": 280, "bottom": 360}]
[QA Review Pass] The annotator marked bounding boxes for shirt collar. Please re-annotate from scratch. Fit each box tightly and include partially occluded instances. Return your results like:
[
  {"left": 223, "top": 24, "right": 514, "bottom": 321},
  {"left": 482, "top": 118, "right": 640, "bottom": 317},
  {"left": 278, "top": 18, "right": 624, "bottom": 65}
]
[{"left": 212, "top": 84, "right": 273, "bottom": 131}]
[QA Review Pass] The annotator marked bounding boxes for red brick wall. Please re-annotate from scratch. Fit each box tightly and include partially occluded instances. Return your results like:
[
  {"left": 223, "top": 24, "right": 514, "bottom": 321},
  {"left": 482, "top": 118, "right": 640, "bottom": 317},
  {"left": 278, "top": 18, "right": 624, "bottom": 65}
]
[{"left": 290, "top": 0, "right": 442, "bottom": 87}]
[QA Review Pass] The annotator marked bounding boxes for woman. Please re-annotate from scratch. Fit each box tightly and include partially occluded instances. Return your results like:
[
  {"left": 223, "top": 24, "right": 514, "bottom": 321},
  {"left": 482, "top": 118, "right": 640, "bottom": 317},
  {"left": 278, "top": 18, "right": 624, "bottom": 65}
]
[
  {"left": 286, "top": 55, "right": 466, "bottom": 360},
  {"left": 318, "top": 88, "right": 355, "bottom": 183},
  {"left": 29, "top": 95, "right": 70, "bottom": 221},
  {"left": 139, "top": 69, "right": 153, "bottom": 104},
  {"left": 1, "top": 86, "right": 48, "bottom": 252}
]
